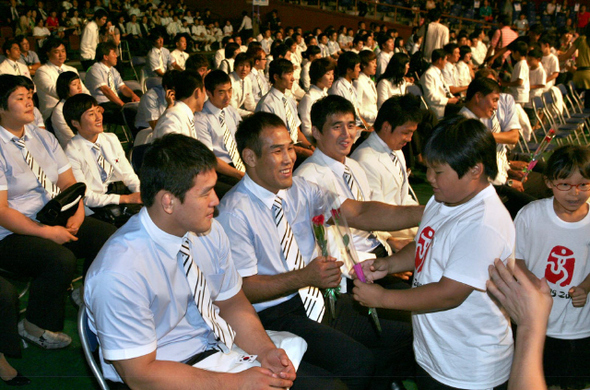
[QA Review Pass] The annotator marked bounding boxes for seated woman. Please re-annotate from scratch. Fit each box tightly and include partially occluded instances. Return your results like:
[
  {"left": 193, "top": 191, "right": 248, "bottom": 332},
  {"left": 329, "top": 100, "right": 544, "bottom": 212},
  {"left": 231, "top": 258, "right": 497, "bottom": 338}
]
[
  {"left": 51, "top": 71, "right": 84, "bottom": 148},
  {"left": 298, "top": 57, "right": 335, "bottom": 142},
  {"left": 63, "top": 94, "right": 141, "bottom": 226},
  {"left": 0, "top": 75, "right": 116, "bottom": 350},
  {"left": 376, "top": 52, "right": 412, "bottom": 108}
]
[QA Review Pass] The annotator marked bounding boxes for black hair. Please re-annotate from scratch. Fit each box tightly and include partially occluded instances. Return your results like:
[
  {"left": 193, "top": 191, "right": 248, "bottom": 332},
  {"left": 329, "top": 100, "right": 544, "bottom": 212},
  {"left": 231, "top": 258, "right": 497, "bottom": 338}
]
[
  {"left": 162, "top": 70, "right": 178, "bottom": 90},
  {"left": 204, "top": 69, "right": 230, "bottom": 93},
  {"left": 465, "top": 77, "right": 501, "bottom": 101},
  {"left": 0, "top": 75, "right": 31, "bottom": 111},
  {"left": 56, "top": 71, "right": 81, "bottom": 101},
  {"left": 303, "top": 45, "right": 321, "bottom": 59},
  {"left": 459, "top": 45, "right": 471, "bottom": 61},
  {"left": 2, "top": 39, "right": 18, "bottom": 55},
  {"left": 269, "top": 58, "right": 294, "bottom": 85},
  {"left": 374, "top": 94, "right": 422, "bottom": 134},
  {"left": 234, "top": 52, "right": 252, "bottom": 68},
  {"left": 431, "top": 48, "right": 447, "bottom": 63},
  {"left": 43, "top": 37, "right": 66, "bottom": 58},
  {"left": 94, "top": 8, "right": 108, "bottom": 20},
  {"left": 235, "top": 111, "right": 286, "bottom": 157},
  {"left": 512, "top": 41, "right": 529, "bottom": 56},
  {"left": 358, "top": 49, "right": 377, "bottom": 70},
  {"left": 310, "top": 95, "right": 355, "bottom": 134},
  {"left": 185, "top": 53, "right": 209, "bottom": 72},
  {"left": 174, "top": 32, "right": 188, "bottom": 45},
  {"left": 271, "top": 43, "right": 288, "bottom": 58},
  {"left": 377, "top": 33, "right": 393, "bottom": 48},
  {"left": 224, "top": 42, "right": 240, "bottom": 59},
  {"left": 96, "top": 41, "right": 117, "bottom": 61},
  {"left": 378, "top": 52, "right": 409, "bottom": 85},
  {"left": 149, "top": 31, "right": 163, "bottom": 45},
  {"left": 527, "top": 48, "right": 543, "bottom": 60},
  {"left": 310, "top": 57, "right": 336, "bottom": 85},
  {"left": 499, "top": 14, "right": 511, "bottom": 26},
  {"left": 443, "top": 43, "right": 458, "bottom": 55},
  {"left": 427, "top": 8, "right": 442, "bottom": 21},
  {"left": 544, "top": 145, "right": 590, "bottom": 181},
  {"left": 173, "top": 70, "right": 203, "bottom": 100},
  {"left": 63, "top": 93, "right": 98, "bottom": 132},
  {"left": 336, "top": 51, "right": 360, "bottom": 78},
  {"left": 140, "top": 134, "right": 217, "bottom": 207},
  {"left": 246, "top": 46, "right": 265, "bottom": 61},
  {"left": 424, "top": 116, "right": 498, "bottom": 180}
]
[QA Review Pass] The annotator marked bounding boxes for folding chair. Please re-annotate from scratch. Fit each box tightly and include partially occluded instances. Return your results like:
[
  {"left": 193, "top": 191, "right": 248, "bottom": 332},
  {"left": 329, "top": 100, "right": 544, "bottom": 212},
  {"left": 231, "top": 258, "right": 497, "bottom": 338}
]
[
  {"left": 78, "top": 306, "right": 110, "bottom": 390},
  {"left": 118, "top": 40, "right": 139, "bottom": 82},
  {"left": 531, "top": 96, "right": 573, "bottom": 146},
  {"left": 542, "top": 91, "right": 585, "bottom": 143}
]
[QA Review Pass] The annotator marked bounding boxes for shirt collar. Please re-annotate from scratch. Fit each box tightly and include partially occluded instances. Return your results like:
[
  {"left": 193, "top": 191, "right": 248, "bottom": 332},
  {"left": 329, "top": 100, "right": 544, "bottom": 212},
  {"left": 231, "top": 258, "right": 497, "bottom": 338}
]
[
  {"left": 204, "top": 99, "right": 223, "bottom": 116},
  {"left": 269, "top": 86, "right": 285, "bottom": 99},
  {"left": 0, "top": 124, "right": 31, "bottom": 144},
  {"left": 314, "top": 148, "right": 348, "bottom": 178},
  {"left": 139, "top": 207, "right": 184, "bottom": 259},
  {"left": 370, "top": 131, "right": 392, "bottom": 153},
  {"left": 48, "top": 62, "right": 65, "bottom": 73},
  {"left": 78, "top": 132, "right": 104, "bottom": 149},
  {"left": 242, "top": 173, "right": 288, "bottom": 211},
  {"left": 176, "top": 100, "right": 195, "bottom": 116}
]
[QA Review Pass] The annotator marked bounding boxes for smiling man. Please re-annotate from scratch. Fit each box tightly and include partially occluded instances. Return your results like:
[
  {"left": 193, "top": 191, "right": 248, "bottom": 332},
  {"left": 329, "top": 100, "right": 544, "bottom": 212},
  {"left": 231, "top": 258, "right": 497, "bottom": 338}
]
[
  {"left": 229, "top": 53, "right": 256, "bottom": 118},
  {"left": 84, "top": 134, "right": 297, "bottom": 389},
  {"left": 218, "top": 110, "right": 420, "bottom": 390}
]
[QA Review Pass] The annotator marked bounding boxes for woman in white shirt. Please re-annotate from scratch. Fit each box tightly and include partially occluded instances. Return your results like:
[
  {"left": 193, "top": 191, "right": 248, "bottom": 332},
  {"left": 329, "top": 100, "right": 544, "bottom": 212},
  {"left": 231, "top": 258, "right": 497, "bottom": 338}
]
[
  {"left": 298, "top": 57, "right": 335, "bottom": 142},
  {"left": 51, "top": 71, "right": 83, "bottom": 148},
  {"left": 456, "top": 45, "right": 474, "bottom": 88},
  {"left": 376, "top": 52, "right": 411, "bottom": 108},
  {"left": 354, "top": 50, "right": 378, "bottom": 125},
  {"left": 300, "top": 45, "right": 321, "bottom": 92},
  {"left": 393, "top": 37, "right": 407, "bottom": 55}
]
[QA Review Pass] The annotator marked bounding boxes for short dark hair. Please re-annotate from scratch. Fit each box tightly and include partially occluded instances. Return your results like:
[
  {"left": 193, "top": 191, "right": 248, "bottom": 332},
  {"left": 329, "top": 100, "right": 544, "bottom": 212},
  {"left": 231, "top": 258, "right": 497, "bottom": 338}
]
[
  {"left": 94, "top": 8, "right": 108, "bottom": 20},
  {"left": 374, "top": 94, "right": 422, "bottom": 134},
  {"left": 358, "top": 49, "right": 376, "bottom": 70},
  {"left": 459, "top": 45, "right": 471, "bottom": 60},
  {"left": 303, "top": 45, "right": 321, "bottom": 59},
  {"left": 224, "top": 42, "right": 240, "bottom": 59},
  {"left": 185, "top": 53, "right": 209, "bottom": 72},
  {"left": 428, "top": 8, "right": 442, "bottom": 21},
  {"left": 43, "top": 37, "right": 66, "bottom": 58},
  {"left": 271, "top": 43, "right": 289, "bottom": 59},
  {"left": 2, "top": 39, "right": 18, "bottom": 55},
  {"left": 63, "top": 93, "right": 99, "bottom": 132},
  {"left": 247, "top": 46, "right": 265, "bottom": 61},
  {"left": 149, "top": 32, "right": 163, "bottom": 45},
  {"left": 377, "top": 33, "right": 392, "bottom": 48},
  {"left": 499, "top": 14, "right": 511, "bottom": 26},
  {"left": 161, "top": 70, "right": 178, "bottom": 90},
  {"left": 269, "top": 58, "right": 294, "bottom": 85},
  {"left": 140, "top": 134, "right": 217, "bottom": 207},
  {"left": 0, "top": 75, "right": 30, "bottom": 110},
  {"left": 56, "top": 71, "right": 80, "bottom": 101},
  {"left": 174, "top": 33, "right": 188, "bottom": 45},
  {"left": 173, "top": 70, "right": 203, "bottom": 100},
  {"left": 527, "top": 48, "right": 543, "bottom": 60},
  {"left": 234, "top": 52, "right": 252, "bottom": 69},
  {"left": 474, "top": 68, "right": 498, "bottom": 80},
  {"left": 235, "top": 111, "right": 286, "bottom": 157},
  {"left": 204, "top": 69, "right": 231, "bottom": 93},
  {"left": 337, "top": 51, "right": 360, "bottom": 78},
  {"left": 431, "top": 48, "right": 447, "bottom": 63},
  {"left": 465, "top": 77, "right": 501, "bottom": 101},
  {"left": 310, "top": 95, "right": 355, "bottom": 134},
  {"left": 96, "top": 41, "right": 117, "bottom": 61},
  {"left": 512, "top": 41, "right": 529, "bottom": 56},
  {"left": 424, "top": 116, "right": 498, "bottom": 180},
  {"left": 309, "top": 57, "right": 336, "bottom": 85},
  {"left": 544, "top": 145, "right": 590, "bottom": 181},
  {"left": 443, "top": 43, "right": 458, "bottom": 55}
]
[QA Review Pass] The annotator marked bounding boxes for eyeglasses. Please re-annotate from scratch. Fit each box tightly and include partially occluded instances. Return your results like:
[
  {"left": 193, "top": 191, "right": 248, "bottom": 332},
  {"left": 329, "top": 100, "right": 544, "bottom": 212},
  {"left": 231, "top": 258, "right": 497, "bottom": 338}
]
[{"left": 551, "top": 182, "right": 590, "bottom": 191}]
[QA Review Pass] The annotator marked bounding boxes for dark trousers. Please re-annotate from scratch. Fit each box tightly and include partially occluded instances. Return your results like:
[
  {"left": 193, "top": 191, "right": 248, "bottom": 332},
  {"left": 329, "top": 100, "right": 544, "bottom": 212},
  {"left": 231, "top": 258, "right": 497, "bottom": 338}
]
[
  {"left": 81, "top": 59, "right": 95, "bottom": 71},
  {"left": 0, "top": 217, "right": 116, "bottom": 331},
  {"left": 416, "top": 365, "right": 508, "bottom": 390},
  {"left": 100, "top": 101, "right": 139, "bottom": 137},
  {"left": 0, "top": 277, "right": 20, "bottom": 357},
  {"left": 544, "top": 335, "right": 590, "bottom": 388}
]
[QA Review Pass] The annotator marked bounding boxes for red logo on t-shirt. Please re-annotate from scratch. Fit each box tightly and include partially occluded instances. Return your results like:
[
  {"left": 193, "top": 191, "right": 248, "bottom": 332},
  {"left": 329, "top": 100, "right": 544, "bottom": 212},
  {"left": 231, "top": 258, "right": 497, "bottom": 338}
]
[
  {"left": 415, "top": 226, "right": 435, "bottom": 273},
  {"left": 545, "top": 245, "right": 575, "bottom": 287}
]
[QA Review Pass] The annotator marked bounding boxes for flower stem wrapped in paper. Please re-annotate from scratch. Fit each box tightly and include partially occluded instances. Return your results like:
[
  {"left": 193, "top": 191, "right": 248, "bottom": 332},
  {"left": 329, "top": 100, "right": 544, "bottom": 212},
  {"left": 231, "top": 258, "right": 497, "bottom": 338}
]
[
  {"left": 312, "top": 214, "right": 340, "bottom": 319},
  {"left": 328, "top": 203, "right": 382, "bottom": 333},
  {"left": 522, "top": 129, "right": 555, "bottom": 180}
]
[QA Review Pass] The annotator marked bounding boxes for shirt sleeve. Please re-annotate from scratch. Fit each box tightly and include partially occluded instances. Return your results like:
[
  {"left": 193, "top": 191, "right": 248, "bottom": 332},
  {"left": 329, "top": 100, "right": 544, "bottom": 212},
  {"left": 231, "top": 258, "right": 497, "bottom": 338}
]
[
  {"left": 194, "top": 113, "right": 213, "bottom": 148},
  {"left": 216, "top": 209, "right": 260, "bottom": 277}
]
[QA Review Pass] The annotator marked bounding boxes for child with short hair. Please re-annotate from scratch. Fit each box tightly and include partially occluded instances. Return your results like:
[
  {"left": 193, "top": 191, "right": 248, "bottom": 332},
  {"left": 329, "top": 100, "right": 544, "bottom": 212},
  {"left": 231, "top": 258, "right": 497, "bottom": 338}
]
[
  {"left": 515, "top": 145, "right": 590, "bottom": 390},
  {"left": 503, "top": 41, "right": 530, "bottom": 106},
  {"left": 353, "top": 116, "right": 515, "bottom": 389},
  {"left": 540, "top": 36, "right": 560, "bottom": 90},
  {"left": 525, "top": 48, "right": 546, "bottom": 127}
]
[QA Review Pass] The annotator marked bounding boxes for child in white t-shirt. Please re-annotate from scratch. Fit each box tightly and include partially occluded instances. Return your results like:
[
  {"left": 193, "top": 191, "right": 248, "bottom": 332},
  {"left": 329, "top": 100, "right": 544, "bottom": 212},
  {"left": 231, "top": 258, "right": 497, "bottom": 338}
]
[
  {"left": 540, "top": 36, "right": 560, "bottom": 90},
  {"left": 504, "top": 41, "right": 530, "bottom": 105},
  {"left": 515, "top": 145, "right": 590, "bottom": 390},
  {"left": 353, "top": 117, "right": 515, "bottom": 389},
  {"left": 525, "top": 48, "right": 547, "bottom": 127}
]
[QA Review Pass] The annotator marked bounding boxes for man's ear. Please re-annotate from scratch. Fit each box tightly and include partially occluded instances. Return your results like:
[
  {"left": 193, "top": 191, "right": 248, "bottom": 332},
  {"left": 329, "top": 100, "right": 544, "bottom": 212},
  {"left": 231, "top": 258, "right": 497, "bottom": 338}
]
[
  {"left": 70, "top": 120, "right": 81, "bottom": 133},
  {"left": 470, "top": 162, "right": 484, "bottom": 180},
  {"left": 242, "top": 147, "right": 256, "bottom": 168},
  {"left": 381, "top": 121, "right": 392, "bottom": 134},
  {"left": 160, "top": 191, "right": 175, "bottom": 215},
  {"left": 311, "top": 125, "right": 321, "bottom": 142}
]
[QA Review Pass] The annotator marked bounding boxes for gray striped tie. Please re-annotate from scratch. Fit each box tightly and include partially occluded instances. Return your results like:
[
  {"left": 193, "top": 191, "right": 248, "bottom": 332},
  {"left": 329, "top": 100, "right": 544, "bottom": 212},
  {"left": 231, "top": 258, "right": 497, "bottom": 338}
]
[
  {"left": 273, "top": 197, "right": 325, "bottom": 322},
  {"left": 343, "top": 165, "right": 363, "bottom": 201},
  {"left": 219, "top": 109, "right": 245, "bottom": 172},
  {"left": 12, "top": 137, "right": 60, "bottom": 198},
  {"left": 178, "top": 236, "right": 236, "bottom": 350},
  {"left": 92, "top": 143, "right": 113, "bottom": 183},
  {"left": 282, "top": 96, "right": 298, "bottom": 143}
]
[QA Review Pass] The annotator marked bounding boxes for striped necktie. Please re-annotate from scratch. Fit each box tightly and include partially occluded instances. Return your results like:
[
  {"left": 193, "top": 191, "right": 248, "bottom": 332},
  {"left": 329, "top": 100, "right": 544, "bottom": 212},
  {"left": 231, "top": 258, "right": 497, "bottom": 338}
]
[
  {"left": 107, "top": 69, "right": 116, "bottom": 93},
  {"left": 255, "top": 72, "right": 263, "bottom": 98},
  {"left": 12, "top": 137, "right": 60, "bottom": 198},
  {"left": 219, "top": 109, "right": 245, "bottom": 172},
  {"left": 92, "top": 143, "right": 113, "bottom": 183},
  {"left": 178, "top": 236, "right": 236, "bottom": 351},
  {"left": 272, "top": 197, "right": 325, "bottom": 322},
  {"left": 343, "top": 165, "right": 363, "bottom": 201},
  {"left": 13, "top": 62, "right": 21, "bottom": 75},
  {"left": 282, "top": 96, "right": 298, "bottom": 143},
  {"left": 390, "top": 152, "right": 406, "bottom": 187}
]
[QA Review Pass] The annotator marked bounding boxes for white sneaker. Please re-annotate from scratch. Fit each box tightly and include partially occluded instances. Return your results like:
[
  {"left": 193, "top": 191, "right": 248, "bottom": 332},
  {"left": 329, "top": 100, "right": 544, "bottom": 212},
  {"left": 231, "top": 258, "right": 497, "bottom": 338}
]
[{"left": 18, "top": 320, "right": 72, "bottom": 349}]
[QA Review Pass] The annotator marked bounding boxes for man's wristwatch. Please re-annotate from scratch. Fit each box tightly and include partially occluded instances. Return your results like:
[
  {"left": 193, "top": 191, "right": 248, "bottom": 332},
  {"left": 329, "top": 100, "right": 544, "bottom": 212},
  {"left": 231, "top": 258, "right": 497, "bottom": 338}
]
[{"left": 507, "top": 179, "right": 514, "bottom": 187}]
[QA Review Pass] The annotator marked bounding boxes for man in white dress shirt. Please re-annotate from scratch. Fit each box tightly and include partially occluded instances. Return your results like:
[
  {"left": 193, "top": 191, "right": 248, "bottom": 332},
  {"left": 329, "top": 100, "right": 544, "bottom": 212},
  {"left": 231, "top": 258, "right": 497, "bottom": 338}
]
[
  {"left": 195, "top": 69, "right": 245, "bottom": 196},
  {"left": 63, "top": 94, "right": 141, "bottom": 221},
  {"left": 420, "top": 49, "right": 459, "bottom": 119},
  {"left": 298, "top": 58, "right": 334, "bottom": 142},
  {"left": 152, "top": 70, "right": 206, "bottom": 140},
  {"left": 0, "top": 39, "right": 32, "bottom": 81},
  {"left": 34, "top": 38, "right": 90, "bottom": 120},
  {"left": 422, "top": 8, "right": 449, "bottom": 62},
  {"left": 442, "top": 43, "right": 468, "bottom": 96},
  {"left": 85, "top": 42, "right": 140, "bottom": 133},
  {"left": 375, "top": 34, "right": 394, "bottom": 79},
  {"left": 256, "top": 58, "right": 314, "bottom": 161},
  {"left": 260, "top": 28, "right": 273, "bottom": 55},
  {"left": 247, "top": 46, "right": 270, "bottom": 104},
  {"left": 354, "top": 50, "right": 378, "bottom": 126},
  {"left": 145, "top": 32, "right": 181, "bottom": 78},
  {"left": 351, "top": 95, "right": 422, "bottom": 246},
  {"left": 84, "top": 133, "right": 297, "bottom": 389},
  {"left": 170, "top": 34, "right": 190, "bottom": 70},
  {"left": 80, "top": 9, "right": 108, "bottom": 70},
  {"left": 135, "top": 70, "right": 175, "bottom": 131},
  {"left": 229, "top": 53, "right": 256, "bottom": 117}
]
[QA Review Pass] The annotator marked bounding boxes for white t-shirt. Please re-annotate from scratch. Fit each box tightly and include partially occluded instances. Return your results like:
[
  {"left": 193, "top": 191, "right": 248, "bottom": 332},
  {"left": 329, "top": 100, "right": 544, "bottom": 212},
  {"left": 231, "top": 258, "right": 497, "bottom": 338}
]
[
  {"left": 541, "top": 53, "right": 560, "bottom": 90},
  {"left": 515, "top": 198, "right": 590, "bottom": 340},
  {"left": 526, "top": 64, "right": 546, "bottom": 108},
  {"left": 510, "top": 59, "right": 530, "bottom": 104},
  {"left": 412, "top": 185, "right": 514, "bottom": 389}
]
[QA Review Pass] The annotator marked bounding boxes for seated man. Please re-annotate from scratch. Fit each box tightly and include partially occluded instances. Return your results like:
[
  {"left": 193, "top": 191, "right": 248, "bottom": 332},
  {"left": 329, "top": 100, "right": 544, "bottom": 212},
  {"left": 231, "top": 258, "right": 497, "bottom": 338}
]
[
  {"left": 63, "top": 94, "right": 141, "bottom": 225},
  {"left": 16, "top": 36, "right": 41, "bottom": 77},
  {"left": 230, "top": 53, "right": 256, "bottom": 118},
  {"left": 144, "top": 32, "right": 181, "bottom": 78},
  {"left": 0, "top": 39, "right": 32, "bottom": 81},
  {"left": 195, "top": 70, "right": 245, "bottom": 194},
  {"left": 255, "top": 58, "right": 314, "bottom": 161},
  {"left": 247, "top": 46, "right": 270, "bottom": 104},
  {"left": 351, "top": 95, "right": 422, "bottom": 247},
  {"left": 420, "top": 49, "right": 459, "bottom": 120},
  {"left": 152, "top": 70, "right": 206, "bottom": 140},
  {"left": 85, "top": 134, "right": 297, "bottom": 389},
  {"left": 84, "top": 42, "right": 140, "bottom": 135},
  {"left": 34, "top": 37, "right": 90, "bottom": 120},
  {"left": 442, "top": 43, "right": 468, "bottom": 96},
  {"left": 219, "top": 42, "right": 240, "bottom": 74},
  {"left": 135, "top": 70, "right": 176, "bottom": 132},
  {"left": 217, "top": 112, "right": 420, "bottom": 390},
  {"left": 170, "top": 33, "right": 189, "bottom": 70}
]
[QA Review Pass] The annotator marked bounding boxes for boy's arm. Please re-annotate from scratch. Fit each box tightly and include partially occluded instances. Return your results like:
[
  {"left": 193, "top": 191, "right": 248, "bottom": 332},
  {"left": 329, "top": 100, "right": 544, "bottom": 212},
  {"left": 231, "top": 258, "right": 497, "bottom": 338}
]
[
  {"left": 546, "top": 72, "right": 559, "bottom": 83},
  {"left": 502, "top": 78, "right": 524, "bottom": 87},
  {"left": 352, "top": 275, "right": 473, "bottom": 312},
  {"left": 357, "top": 242, "right": 416, "bottom": 282},
  {"left": 570, "top": 272, "right": 590, "bottom": 307}
]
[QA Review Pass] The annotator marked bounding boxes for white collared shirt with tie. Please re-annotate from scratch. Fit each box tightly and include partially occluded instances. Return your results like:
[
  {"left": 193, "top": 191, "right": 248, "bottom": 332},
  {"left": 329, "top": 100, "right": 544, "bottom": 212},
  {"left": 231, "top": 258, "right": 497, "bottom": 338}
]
[{"left": 230, "top": 72, "right": 256, "bottom": 118}]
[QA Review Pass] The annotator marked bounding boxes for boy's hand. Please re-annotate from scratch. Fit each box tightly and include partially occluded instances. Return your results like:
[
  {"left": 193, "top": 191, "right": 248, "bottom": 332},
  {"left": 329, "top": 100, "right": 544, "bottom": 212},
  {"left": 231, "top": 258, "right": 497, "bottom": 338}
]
[
  {"left": 352, "top": 278, "right": 385, "bottom": 307},
  {"left": 351, "top": 258, "right": 389, "bottom": 282},
  {"left": 569, "top": 286, "right": 588, "bottom": 307}
]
